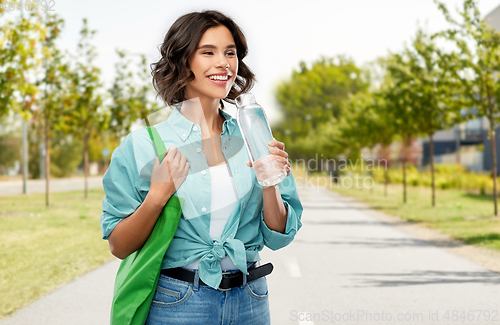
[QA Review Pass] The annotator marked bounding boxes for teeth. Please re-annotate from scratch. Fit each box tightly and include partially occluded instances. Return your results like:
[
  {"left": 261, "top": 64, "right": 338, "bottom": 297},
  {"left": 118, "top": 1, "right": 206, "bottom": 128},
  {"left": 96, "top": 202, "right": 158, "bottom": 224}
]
[{"left": 209, "top": 75, "right": 229, "bottom": 81}]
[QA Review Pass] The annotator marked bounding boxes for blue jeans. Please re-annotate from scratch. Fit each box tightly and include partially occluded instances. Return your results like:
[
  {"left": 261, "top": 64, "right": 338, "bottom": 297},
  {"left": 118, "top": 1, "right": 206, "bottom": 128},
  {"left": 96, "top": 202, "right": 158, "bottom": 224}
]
[{"left": 145, "top": 265, "right": 271, "bottom": 325}]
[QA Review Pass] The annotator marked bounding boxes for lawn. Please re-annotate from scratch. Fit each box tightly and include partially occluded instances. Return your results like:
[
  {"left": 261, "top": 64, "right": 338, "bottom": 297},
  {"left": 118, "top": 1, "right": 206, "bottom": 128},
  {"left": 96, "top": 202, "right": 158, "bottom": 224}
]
[
  {"left": 307, "top": 171, "right": 500, "bottom": 251},
  {"left": 0, "top": 188, "right": 114, "bottom": 318}
]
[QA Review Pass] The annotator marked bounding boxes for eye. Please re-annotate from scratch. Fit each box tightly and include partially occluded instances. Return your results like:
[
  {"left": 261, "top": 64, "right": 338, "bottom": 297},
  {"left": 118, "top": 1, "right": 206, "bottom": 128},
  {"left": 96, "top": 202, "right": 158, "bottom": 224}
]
[
  {"left": 226, "top": 51, "right": 236, "bottom": 56},
  {"left": 202, "top": 51, "right": 213, "bottom": 55}
]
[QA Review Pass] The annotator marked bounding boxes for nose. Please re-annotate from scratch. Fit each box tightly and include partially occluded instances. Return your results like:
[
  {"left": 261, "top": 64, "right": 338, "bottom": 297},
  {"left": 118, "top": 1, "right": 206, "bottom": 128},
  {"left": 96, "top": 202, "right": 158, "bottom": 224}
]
[{"left": 215, "top": 53, "right": 230, "bottom": 69}]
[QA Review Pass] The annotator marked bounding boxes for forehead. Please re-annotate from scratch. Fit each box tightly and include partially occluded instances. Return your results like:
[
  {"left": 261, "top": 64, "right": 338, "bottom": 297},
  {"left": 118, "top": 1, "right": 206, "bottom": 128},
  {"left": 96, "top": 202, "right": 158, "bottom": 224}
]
[{"left": 198, "top": 25, "right": 235, "bottom": 47}]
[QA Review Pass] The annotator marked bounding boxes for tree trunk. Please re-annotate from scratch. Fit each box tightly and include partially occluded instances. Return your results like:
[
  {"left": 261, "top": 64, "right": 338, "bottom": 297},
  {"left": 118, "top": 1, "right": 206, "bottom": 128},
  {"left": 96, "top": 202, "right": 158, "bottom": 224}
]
[
  {"left": 22, "top": 119, "right": 28, "bottom": 194},
  {"left": 370, "top": 147, "right": 374, "bottom": 193},
  {"left": 429, "top": 133, "right": 436, "bottom": 207},
  {"left": 403, "top": 159, "right": 407, "bottom": 204},
  {"left": 401, "top": 137, "right": 409, "bottom": 204},
  {"left": 44, "top": 116, "right": 50, "bottom": 207},
  {"left": 381, "top": 144, "right": 389, "bottom": 197},
  {"left": 490, "top": 124, "right": 498, "bottom": 216},
  {"left": 84, "top": 132, "right": 89, "bottom": 199},
  {"left": 384, "top": 168, "right": 388, "bottom": 197}
]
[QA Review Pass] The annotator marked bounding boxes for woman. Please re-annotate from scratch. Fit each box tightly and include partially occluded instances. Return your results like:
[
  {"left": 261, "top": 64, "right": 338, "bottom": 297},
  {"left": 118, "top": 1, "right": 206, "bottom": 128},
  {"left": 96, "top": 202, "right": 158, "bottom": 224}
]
[{"left": 100, "top": 10, "right": 303, "bottom": 325}]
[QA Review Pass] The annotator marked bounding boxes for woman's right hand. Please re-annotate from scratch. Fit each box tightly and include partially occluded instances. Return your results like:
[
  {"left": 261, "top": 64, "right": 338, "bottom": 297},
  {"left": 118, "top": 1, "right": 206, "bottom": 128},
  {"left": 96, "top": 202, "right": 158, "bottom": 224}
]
[{"left": 148, "top": 145, "right": 190, "bottom": 207}]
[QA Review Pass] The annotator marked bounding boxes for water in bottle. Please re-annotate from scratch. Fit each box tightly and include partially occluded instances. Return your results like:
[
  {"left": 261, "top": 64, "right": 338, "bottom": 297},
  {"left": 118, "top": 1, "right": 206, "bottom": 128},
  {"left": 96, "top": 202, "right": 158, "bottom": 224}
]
[{"left": 236, "top": 93, "right": 287, "bottom": 187}]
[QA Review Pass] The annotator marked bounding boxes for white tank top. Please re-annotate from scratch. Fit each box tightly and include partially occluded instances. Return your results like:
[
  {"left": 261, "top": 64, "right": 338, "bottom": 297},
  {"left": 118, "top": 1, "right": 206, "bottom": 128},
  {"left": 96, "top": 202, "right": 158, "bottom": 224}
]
[{"left": 183, "top": 163, "right": 239, "bottom": 270}]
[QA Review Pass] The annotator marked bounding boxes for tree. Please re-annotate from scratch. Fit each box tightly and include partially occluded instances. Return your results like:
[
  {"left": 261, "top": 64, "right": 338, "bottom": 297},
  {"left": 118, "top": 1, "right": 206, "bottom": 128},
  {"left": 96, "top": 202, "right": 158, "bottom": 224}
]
[
  {"left": 0, "top": 6, "right": 42, "bottom": 119},
  {"left": 382, "top": 54, "right": 421, "bottom": 204},
  {"left": 32, "top": 12, "right": 73, "bottom": 206},
  {"left": 107, "top": 50, "right": 161, "bottom": 139},
  {"left": 393, "top": 29, "right": 463, "bottom": 207},
  {"left": 63, "top": 19, "right": 104, "bottom": 199},
  {"left": 341, "top": 91, "right": 396, "bottom": 195},
  {"left": 0, "top": 5, "right": 46, "bottom": 191},
  {"left": 274, "top": 55, "right": 369, "bottom": 164},
  {"left": 435, "top": 0, "right": 500, "bottom": 215}
]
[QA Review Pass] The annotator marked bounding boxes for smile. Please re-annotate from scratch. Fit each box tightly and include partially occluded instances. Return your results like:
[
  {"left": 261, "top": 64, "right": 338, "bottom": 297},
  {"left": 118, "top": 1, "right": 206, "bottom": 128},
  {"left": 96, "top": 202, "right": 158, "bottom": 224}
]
[
  {"left": 207, "top": 74, "right": 231, "bottom": 85},
  {"left": 208, "top": 75, "right": 229, "bottom": 81}
]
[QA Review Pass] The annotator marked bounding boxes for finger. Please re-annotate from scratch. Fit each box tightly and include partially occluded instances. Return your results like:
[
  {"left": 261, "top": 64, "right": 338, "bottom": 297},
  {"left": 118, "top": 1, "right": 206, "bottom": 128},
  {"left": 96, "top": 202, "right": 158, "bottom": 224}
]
[
  {"left": 269, "top": 147, "right": 288, "bottom": 159},
  {"left": 268, "top": 140, "right": 285, "bottom": 150},
  {"left": 174, "top": 149, "right": 182, "bottom": 160},
  {"left": 246, "top": 159, "right": 252, "bottom": 167},
  {"left": 180, "top": 155, "right": 187, "bottom": 166},
  {"left": 275, "top": 156, "right": 288, "bottom": 165},
  {"left": 167, "top": 146, "right": 178, "bottom": 157}
]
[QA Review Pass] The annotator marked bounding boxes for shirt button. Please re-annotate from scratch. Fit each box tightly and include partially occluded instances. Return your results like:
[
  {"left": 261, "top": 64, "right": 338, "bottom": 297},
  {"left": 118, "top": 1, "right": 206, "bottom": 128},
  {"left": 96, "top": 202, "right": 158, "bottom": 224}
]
[
  {"left": 196, "top": 148, "right": 201, "bottom": 153},
  {"left": 193, "top": 126, "right": 198, "bottom": 131},
  {"left": 182, "top": 133, "right": 187, "bottom": 138},
  {"left": 201, "top": 207, "right": 207, "bottom": 212},
  {"left": 201, "top": 170, "right": 206, "bottom": 175},
  {"left": 224, "top": 146, "right": 227, "bottom": 150}
]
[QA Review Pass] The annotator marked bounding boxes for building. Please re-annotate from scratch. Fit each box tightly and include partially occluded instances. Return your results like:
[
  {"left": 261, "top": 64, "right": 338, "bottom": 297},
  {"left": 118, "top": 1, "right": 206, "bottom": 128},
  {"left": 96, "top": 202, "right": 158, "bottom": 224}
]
[{"left": 420, "top": 5, "right": 500, "bottom": 174}]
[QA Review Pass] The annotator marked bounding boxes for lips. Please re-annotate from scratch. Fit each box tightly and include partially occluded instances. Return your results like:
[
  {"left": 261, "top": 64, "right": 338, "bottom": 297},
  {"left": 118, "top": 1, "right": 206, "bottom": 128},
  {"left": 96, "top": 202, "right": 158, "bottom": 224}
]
[{"left": 207, "top": 73, "right": 231, "bottom": 86}]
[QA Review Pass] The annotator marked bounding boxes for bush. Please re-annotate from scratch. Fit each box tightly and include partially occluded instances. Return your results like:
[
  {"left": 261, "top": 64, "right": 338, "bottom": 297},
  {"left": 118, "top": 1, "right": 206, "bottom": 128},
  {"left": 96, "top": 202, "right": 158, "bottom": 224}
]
[{"left": 379, "top": 163, "right": 498, "bottom": 193}]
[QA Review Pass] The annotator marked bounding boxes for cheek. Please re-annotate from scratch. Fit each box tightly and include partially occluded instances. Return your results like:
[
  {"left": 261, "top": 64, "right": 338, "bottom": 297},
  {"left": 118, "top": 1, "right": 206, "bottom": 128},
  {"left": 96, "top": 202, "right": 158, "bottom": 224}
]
[
  {"left": 230, "top": 61, "right": 239, "bottom": 84},
  {"left": 233, "top": 59, "right": 239, "bottom": 74}
]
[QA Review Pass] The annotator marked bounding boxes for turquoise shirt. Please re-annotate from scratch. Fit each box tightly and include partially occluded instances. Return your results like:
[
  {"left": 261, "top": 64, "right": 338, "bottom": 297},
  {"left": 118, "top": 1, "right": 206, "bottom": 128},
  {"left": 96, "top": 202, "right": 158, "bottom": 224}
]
[{"left": 100, "top": 107, "right": 303, "bottom": 289}]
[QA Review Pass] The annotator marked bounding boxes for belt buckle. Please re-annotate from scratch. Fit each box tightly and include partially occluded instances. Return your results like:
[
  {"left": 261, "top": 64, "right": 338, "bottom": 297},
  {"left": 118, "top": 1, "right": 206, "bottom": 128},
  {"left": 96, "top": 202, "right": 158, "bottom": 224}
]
[{"left": 218, "top": 270, "right": 237, "bottom": 291}]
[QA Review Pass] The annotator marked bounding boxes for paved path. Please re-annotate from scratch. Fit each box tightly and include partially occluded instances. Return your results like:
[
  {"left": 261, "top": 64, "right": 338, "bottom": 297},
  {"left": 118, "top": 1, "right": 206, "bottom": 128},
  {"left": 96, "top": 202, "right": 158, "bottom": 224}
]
[
  {"left": 0, "top": 177, "right": 103, "bottom": 196},
  {"left": 2, "top": 184, "right": 500, "bottom": 325},
  {"left": 0, "top": 260, "right": 120, "bottom": 325}
]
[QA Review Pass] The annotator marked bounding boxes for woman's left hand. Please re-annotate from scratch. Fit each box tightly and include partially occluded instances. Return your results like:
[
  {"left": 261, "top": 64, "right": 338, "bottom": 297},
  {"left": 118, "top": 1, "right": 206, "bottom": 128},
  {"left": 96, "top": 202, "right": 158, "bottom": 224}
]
[{"left": 246, "top": 140, "right": 291, "bottom": 177}]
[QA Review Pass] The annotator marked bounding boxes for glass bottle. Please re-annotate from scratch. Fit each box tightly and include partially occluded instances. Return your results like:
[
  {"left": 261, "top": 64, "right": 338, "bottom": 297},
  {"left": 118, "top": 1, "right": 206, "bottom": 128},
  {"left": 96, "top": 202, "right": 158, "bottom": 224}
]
[{"left": 236, "top": 93, "right": 287, "bottom": 187}]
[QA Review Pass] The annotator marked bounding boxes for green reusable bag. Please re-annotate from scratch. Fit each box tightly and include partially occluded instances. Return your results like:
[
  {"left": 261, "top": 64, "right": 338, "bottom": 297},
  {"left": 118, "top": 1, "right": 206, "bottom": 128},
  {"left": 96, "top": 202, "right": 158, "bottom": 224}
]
[{"left": 110, "top": 126, "right": 183, "bottom": 325}]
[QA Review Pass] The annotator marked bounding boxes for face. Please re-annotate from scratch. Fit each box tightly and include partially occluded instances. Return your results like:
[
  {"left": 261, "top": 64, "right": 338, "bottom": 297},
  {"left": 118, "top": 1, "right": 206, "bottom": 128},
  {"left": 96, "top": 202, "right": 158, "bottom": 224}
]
[{"left": 185, "top": 25, "right": 239, "bottom": 101}]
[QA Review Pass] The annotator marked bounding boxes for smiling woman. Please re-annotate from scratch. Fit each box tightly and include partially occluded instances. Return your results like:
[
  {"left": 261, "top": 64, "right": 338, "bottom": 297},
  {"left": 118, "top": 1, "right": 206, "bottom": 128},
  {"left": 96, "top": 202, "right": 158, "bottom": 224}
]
[{"left": 100, "top": 9, "right": 303, "bottom": 325}]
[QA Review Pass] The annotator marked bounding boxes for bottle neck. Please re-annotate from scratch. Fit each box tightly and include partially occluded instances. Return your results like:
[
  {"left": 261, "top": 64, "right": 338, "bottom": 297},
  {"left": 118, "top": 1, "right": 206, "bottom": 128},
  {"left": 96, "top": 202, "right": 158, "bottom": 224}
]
[{"left": 236, "top": 93, "right": 256, "bottom": 108}]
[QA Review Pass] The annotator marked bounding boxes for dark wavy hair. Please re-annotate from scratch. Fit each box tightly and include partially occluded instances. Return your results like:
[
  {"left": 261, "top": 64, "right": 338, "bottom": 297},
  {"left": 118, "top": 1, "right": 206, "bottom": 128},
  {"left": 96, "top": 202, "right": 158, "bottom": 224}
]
[{"left": 151, "top": 10, "right": 255, "bottom": 109}]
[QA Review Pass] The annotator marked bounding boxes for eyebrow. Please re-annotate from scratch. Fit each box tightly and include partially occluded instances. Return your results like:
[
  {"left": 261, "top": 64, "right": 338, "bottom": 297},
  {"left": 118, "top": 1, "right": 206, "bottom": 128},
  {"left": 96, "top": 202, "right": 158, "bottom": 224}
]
[{"left": 197, "top": 44, "right": 237, "bottom": 50}]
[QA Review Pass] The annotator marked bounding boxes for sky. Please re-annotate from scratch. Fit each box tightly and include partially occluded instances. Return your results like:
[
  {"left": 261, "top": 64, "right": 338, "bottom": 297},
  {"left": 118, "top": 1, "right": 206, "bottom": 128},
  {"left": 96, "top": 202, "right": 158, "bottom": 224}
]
[{"left": 7, "top": 0, "right": 500, "bottom": 123}]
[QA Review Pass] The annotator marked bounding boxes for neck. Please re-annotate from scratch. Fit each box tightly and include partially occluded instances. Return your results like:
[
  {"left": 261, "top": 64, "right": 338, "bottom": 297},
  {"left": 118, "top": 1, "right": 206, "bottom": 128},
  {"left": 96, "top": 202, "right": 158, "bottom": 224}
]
[{"left": 180, "top": 96, "right": 224, "bottom": 138}]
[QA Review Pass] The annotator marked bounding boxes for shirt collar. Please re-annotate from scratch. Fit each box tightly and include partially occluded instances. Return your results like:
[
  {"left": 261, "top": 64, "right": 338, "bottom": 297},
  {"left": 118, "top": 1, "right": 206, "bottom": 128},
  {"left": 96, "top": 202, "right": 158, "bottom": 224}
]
[
  {"left": 167, "top": 105, "right": 238, "bottom": 140},
  {"left": 167, "top": 105, "right": 195, "bottom": 142},
  {"left": 220, "top": 109, "right": 237, "bottom": 136}
]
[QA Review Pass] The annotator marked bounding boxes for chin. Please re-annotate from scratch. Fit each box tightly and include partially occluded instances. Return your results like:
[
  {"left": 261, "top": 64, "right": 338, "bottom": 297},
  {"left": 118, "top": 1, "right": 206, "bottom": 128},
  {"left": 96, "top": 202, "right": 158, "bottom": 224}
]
[{"left": 209, "top": 89, "right": 232, "bottom": 100}]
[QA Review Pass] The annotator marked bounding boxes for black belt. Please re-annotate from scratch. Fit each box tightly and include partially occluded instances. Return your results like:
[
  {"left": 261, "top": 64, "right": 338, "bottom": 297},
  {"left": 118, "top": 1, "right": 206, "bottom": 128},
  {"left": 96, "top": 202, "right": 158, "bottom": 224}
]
[{"left": 160, "top": 262, "right": 273, "bottom": 290}]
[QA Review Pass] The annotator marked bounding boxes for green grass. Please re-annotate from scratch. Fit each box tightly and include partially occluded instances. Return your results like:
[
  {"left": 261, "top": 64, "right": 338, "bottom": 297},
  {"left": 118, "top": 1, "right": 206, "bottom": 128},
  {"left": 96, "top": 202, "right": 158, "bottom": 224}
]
[
  {"left": 326, "top": 174, "right": 500, "bottom": 251},
  {"left": 0, "top": 188, "right": 114, "bottom": 318}
]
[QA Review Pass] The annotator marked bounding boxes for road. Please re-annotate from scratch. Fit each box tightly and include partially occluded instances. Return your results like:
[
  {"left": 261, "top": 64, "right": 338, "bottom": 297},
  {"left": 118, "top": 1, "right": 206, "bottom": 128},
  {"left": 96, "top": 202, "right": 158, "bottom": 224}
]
[
  {"left": 0, "top": 177, "right": 103, "bottom": 196},
  {"left": 1, "top": 184, "right": 500, "bottom": 325}
]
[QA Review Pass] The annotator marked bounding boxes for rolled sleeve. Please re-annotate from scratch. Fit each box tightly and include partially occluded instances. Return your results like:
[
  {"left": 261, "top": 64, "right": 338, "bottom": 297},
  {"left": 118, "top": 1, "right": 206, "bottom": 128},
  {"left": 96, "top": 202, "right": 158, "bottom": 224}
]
[
  {"left": 259, "top": 172, "right": 303, "bottom": 251},
  {"left": 100, "top": 135, "right": 143, "bottom": 240}
]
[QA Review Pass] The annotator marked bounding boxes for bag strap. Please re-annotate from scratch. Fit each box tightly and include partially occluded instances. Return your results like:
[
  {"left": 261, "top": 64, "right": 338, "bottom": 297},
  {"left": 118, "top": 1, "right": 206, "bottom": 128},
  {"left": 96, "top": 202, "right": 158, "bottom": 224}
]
[{"left": 146, "top": 126, "right": 167, "bottom": 163}]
